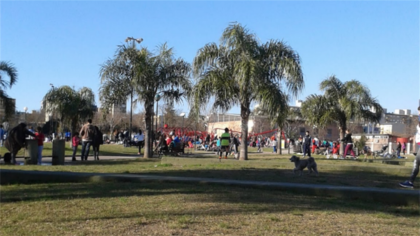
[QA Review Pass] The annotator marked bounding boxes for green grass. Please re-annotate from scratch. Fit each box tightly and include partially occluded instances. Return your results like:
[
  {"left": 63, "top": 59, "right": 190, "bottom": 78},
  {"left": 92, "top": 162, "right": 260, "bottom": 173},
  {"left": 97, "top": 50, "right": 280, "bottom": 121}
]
[
  {"left": 1, "top": 150, "right": 419, "bottom": 235},
  {"left": 0, "top": 182, "right": 418, "bottom": 236},
  {"left": 0, "top": 142, "right": 141, "bottom": 157},
  {"left": 1, "top": 154, "right": 418, "bottom": 189}
]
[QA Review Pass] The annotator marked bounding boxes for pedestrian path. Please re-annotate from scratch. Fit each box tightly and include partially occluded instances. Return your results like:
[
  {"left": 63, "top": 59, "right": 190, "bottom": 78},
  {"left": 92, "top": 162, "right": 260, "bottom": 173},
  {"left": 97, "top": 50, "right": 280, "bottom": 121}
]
[{"left": 1, "top": 168, "right": 418, "bottom": 206}]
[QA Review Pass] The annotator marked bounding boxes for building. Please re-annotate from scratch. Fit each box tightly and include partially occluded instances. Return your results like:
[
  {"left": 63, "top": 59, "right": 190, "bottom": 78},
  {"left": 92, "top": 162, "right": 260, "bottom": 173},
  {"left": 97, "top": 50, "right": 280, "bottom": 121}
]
[
  {"left": 111, "top": 102, "right": 127, "bottom": 116},
  {"left": 0, "top": 98, "right": 16, "bottom": 121}
]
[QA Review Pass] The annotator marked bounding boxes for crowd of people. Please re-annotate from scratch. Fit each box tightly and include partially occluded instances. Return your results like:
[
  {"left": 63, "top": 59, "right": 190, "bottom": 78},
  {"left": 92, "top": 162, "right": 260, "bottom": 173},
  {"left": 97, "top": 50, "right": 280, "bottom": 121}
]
[{"left": 2, "top": 104, "right": 420, "bottom": 190}]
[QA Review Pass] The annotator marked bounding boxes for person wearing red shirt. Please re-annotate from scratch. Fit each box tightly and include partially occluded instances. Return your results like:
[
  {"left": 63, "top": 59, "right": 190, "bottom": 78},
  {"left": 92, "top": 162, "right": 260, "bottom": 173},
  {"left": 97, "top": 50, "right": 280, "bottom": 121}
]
[
  {"left": 311, "top": 139, "right": 317, "bottom": 154},
  {"left": 166, "top": 135, "right": 173, "bottom": 146},
  {"left": 72, "top": 132, "right": 80, "bottom": 161},
  {"left": 332, "top": 142, "right": 340, "bottom": 159},
  {"left": 34, "top": 127, "right": 45, "bottom": 165}
]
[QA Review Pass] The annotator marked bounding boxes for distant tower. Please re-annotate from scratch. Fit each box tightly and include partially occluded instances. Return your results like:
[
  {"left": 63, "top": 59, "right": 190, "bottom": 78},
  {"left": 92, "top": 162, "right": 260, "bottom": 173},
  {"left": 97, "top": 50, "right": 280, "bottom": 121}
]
[{"left": 111, "top": 102, "right": 127, "bottom": 116}]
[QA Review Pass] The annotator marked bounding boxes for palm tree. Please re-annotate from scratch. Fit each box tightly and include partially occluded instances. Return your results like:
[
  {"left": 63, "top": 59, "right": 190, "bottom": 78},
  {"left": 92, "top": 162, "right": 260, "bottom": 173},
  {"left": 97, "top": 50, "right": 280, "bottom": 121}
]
[
  {"left": 100, "top": 43, "right": 191, "bottom": 158},
  {"left": 100, "top": 43, "right": 142, "bottom": 140},
  {"left": 43, "top": 86, "right": 95, "bottom": 134},
  {"left": 192, "top": 23, "right": 304, "bottom": 160},
  {"left": 0, "top": 61, "right": 18, "bottom": 119},
  {"left": 300, "top": 75, "right": 383, "bottom": 154}
]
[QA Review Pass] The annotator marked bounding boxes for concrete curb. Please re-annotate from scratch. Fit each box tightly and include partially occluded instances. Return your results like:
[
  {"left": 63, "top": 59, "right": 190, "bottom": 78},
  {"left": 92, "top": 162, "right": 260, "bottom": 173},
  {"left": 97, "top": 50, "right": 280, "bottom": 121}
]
[{"left": 1, "top": 169, "right": 419, "bottom": 206}]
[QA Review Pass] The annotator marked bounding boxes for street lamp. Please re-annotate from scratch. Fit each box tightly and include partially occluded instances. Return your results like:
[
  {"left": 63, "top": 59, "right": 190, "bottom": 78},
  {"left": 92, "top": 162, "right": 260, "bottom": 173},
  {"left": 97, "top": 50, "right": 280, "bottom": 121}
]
[
  {"left": 125, "top": 37, "right": 143, "bottom": 44},
  {"left": 180, "top": 112, "right": 186, "bottom": 136},
  {"left": 50, "top": 83, "right": 54, "bottom": 137},
  {"left": 155, "top": 94, "right": 161, "bottom": 134},
  {"left": 23, "top": 107, "right": 28, "bottom": 123},
  {"left": 125, "top": 37, "right": 143, "bottom": 141}
]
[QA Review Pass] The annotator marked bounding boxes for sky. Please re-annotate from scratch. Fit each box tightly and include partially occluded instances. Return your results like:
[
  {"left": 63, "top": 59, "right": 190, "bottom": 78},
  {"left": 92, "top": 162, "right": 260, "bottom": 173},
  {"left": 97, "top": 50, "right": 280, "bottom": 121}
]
[{"left": 1, "top": 0, "right": 419, "bottom": 118}]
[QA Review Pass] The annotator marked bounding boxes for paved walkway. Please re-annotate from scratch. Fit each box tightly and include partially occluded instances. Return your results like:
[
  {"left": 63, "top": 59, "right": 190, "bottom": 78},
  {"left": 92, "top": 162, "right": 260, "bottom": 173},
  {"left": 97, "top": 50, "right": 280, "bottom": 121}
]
[{"left": 1, "top": 168, "right": 418, "bottom": 206}]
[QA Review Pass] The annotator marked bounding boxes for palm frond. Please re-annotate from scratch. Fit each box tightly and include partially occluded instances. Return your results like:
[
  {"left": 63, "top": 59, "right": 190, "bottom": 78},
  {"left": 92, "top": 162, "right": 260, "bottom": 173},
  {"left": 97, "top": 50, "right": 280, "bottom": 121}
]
[{"left": 0, "top": 61, "right": 18, "bottom": 88}]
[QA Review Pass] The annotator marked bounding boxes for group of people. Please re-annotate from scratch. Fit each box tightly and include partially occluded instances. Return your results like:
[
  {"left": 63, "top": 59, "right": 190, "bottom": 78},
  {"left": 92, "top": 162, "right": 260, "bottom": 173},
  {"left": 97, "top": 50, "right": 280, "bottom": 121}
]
[
  {"left": 2, "top": 119, "right": 105, "bottom": 165},
  {"left": 298, "top": 130, "right": 355, "bottom": 159},
  {"left": 72, "top": 119, "right": 103, "bottom": 161},
  {"left": 3, "top": 123, "right": 44, "bottom": 165}
]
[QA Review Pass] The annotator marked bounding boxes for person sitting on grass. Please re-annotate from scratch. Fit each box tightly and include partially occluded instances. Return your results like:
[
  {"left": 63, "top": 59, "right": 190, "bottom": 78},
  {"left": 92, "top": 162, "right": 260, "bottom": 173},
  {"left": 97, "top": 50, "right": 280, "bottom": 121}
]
[{"left": 155, "top": 133, "right": 168, "bottom": 153}]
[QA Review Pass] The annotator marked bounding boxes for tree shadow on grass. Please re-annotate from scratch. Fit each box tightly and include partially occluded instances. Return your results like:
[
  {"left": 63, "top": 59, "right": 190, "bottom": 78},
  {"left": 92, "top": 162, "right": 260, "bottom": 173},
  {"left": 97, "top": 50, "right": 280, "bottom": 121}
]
[
  {"left": 121, "top": 168, "right": 417, "bottom": 189},
  {"left": 69, "top": 158, "right": 159, "bottom": 166},
  {"left": 1, "top": 181, "right": 418, "bottom": 221}
]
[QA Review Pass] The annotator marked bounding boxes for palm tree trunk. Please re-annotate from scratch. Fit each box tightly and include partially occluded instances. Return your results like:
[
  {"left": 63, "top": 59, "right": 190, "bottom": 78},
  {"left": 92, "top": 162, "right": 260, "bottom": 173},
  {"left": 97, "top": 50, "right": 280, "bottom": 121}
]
[
  {"left": 143, "top": 101, "right": 154, "bottom": 158},
  {"left": 240, "top": 104, "right": 250, "bottom": 160},
  {"left": 339, "top": 127, "right": 346, "bottom": 156}
]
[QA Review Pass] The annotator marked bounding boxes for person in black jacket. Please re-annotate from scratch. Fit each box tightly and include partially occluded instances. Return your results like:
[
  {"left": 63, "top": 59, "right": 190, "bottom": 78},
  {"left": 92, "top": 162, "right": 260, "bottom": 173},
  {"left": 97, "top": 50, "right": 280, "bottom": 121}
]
[
  {"left": 396, "top": 141, "right": 402, "bottom": 159},
  {"left": 302, "top": 131, "right": 312, "bottom": 158},
  {"left": 4, "top": 123, "right": 35, "bottom": 164},
  {"left": 341, "top": 129, "right": 356, "bottom": 159}
]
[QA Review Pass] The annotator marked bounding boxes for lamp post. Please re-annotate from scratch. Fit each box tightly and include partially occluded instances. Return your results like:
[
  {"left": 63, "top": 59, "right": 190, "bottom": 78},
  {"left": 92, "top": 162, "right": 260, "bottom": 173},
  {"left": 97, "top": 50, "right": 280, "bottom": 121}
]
[
  {"left": 50, "top": 83, "right": 54, "bottom": 137},
  {"left": 125, "top": 37, "right": 143, "bottom": 141},
  {"left": 23, "top": 107, "right": 28, "bottom": 123},
  {"left": 155, "top": 94, "right": 161, "bottom": 134},
  {"left": 180, "top": 112, "right": 186, "bottom": 136}
]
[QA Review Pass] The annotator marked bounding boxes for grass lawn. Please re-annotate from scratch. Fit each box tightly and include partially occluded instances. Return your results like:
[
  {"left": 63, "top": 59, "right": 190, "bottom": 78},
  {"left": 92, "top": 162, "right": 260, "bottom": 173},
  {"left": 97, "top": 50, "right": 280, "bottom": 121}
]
[
  {"left": 1, "top": 150, "right": 418, "bottom": 189},
  {"left": 1, "top": 148, "right": 419, "bottom": 235},
  {"left": 0, "top": 142, "right": 141, "bottom": 157},
  {"left": 1, "top": 181, "right": 419, "bottom": 236}
]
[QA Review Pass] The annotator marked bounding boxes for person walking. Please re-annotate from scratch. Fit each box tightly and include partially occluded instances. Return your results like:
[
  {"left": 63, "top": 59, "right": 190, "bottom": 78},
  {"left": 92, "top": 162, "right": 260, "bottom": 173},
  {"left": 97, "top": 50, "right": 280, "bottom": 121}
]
[
  {"left": 272, "top": 138, "right": 277, "bottom": 153},
  {"left": 79, "top": 119, "right": 95, "bottom": 161},
  {"left": 219, "top": 128, "right": 231, "bottom": 161},
  {"left": 302, "top": 131, "right": 312, "bottom": 158},
  {"left": 34, "top": 127, "right": 45, "bottom": 165},
  {"left": 137, "top": 130, "right": 144, "bottom": 155},
  {"left": 71, "top": 132, "right": 80, "bottom": 161},
  {"left": 402, "top": 142, "right": 406, "bottom": 155},
  {"left": 399, "top": 106, "right": 420, "bottom": 188},
  {"left": 0, "top": 124, "right": 4, "bottom": 147},
  {"left": 256, "top": 136, "right": 262, "bottom": 153},
  {"left": 396, "top": 141, "right": 402, "bottom": 159},
  {"left": 341, "top": 129, "right": 356, "bottom": 159},
  {"left": 232, "top": 134, "right": 240, "bottom": 159}
]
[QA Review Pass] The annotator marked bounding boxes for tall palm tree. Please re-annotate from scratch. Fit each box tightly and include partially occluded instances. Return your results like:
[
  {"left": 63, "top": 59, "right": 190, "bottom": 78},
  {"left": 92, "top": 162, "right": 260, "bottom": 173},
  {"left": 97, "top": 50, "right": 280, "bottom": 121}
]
[
  {"left": 192, "top": 23, "right": 304, "bottom": 160},
  {"left": 300, "top": 75, "right": 383, "bottom": 154},
  {"left": 43, "top": 86, "right": 95, "bottom": 134},
  {"left": 100, "top": 43, "right": 142, "bottom": 140},
  {"left": 100, "top": 43, "right": 191, "bottom": 158},
  {"left": 0, "top": 61, "right": 18, "bottom": 119}
]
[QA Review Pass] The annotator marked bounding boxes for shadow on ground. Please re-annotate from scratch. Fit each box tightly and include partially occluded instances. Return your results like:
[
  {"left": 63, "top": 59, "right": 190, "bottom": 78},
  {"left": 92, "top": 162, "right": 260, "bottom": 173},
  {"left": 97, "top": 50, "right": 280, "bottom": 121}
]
[{"left": 1, "top": 181, "right": 418, "bottom": 220}]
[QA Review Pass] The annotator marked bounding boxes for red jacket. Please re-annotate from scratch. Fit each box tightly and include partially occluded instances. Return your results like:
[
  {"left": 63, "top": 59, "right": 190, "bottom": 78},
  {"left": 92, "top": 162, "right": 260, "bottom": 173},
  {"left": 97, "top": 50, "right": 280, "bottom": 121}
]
[
  {"left": 72, "top": 136, "right": 80, "bottom": 147},
  {"left": 35, "top": 132, "right": 45, "bottom": 146},
  {"left": 166, "top": 137, "right": 173, "bottom": 146}
]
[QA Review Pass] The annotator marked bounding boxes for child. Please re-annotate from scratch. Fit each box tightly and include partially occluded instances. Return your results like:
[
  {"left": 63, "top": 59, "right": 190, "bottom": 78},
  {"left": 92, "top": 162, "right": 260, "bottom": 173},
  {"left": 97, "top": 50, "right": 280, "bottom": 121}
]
[
  {"left": 34, "top": 127, "right": 45, "bottom": 165},
  {"left": 332, "top": 141, "right": 339, "bottom": 159},
  {"left": 72, "top": 132, "right": 80, "bottom": 161},
  {"left": 272, "top": 138, "right": 277, "bottom": 153}
]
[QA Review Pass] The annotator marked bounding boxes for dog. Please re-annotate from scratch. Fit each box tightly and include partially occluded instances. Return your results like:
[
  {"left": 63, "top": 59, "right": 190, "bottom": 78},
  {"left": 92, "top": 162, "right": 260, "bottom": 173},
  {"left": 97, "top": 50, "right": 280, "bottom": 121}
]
[{"left": 289, "top": 155, "right": 318, "bottom": 176}]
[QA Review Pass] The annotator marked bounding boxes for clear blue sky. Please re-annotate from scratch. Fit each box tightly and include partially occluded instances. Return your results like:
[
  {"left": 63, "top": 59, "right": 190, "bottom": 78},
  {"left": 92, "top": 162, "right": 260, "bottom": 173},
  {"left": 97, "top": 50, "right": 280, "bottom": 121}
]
[{"left": 1, "top": 1, "right": 419, "bottom": 117}]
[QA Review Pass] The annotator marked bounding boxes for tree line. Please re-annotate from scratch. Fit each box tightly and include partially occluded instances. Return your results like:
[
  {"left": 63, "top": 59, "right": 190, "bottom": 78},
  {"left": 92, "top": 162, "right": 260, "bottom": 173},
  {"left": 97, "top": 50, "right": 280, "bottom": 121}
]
[{"left": 0, "top": 23, "right": 383, "bottom": 160}]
